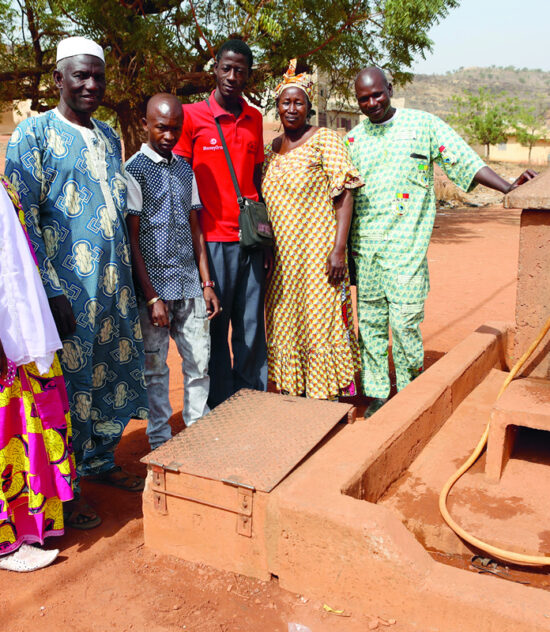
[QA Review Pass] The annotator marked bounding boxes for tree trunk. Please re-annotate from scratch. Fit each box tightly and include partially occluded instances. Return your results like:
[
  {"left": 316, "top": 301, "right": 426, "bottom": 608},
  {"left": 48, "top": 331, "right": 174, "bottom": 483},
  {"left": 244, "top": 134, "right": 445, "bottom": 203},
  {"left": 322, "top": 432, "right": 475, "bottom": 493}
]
[
  {"left": 528, "top": 144, "right": 533, "bottom": 163},
  {"left": 117, "top": 101, "right": 146, "bottom": 160},
  {"left": 485, "top": 143, "right": 490, "bottom": 160}
]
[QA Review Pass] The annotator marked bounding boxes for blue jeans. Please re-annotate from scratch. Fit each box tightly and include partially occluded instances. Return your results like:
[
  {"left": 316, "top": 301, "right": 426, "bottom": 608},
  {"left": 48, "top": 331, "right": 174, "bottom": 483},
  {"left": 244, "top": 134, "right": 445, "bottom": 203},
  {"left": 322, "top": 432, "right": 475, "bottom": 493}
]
[
  {"left": 140, "top": 297, "right": 210, "bottom": 450},
  {"left": 206, "top": 242, "right": 267, "bottom": 408}
]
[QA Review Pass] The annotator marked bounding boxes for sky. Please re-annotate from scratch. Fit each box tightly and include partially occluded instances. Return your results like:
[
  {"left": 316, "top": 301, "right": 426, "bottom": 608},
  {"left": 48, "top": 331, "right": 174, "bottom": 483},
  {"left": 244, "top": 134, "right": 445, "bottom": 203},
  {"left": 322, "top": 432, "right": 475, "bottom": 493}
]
[{"left": 412, "top": 0, "right": 550, "bottom": 74}]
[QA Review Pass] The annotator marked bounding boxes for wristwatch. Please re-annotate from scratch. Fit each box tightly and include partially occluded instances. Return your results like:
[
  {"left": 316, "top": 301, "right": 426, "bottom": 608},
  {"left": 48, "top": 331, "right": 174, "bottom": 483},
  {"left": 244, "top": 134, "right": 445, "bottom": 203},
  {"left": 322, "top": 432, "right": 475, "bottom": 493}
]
[{"left": 202, "top": 280, "right": 215, "bottom": 289}]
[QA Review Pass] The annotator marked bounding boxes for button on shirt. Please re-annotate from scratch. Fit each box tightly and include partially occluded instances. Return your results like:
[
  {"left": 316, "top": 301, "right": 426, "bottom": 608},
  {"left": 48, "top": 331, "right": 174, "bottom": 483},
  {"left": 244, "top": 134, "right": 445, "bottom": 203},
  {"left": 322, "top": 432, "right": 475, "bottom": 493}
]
[{"left": 125, "top": 143, "right": 202, "bottom": 300}]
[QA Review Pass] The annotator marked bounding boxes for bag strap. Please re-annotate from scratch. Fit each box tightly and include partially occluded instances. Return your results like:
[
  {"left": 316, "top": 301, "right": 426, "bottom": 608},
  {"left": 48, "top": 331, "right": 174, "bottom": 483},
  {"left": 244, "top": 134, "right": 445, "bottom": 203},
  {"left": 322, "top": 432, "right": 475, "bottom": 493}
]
[{"left": 205, "top": 100, "right": 243, "bottom": 204}]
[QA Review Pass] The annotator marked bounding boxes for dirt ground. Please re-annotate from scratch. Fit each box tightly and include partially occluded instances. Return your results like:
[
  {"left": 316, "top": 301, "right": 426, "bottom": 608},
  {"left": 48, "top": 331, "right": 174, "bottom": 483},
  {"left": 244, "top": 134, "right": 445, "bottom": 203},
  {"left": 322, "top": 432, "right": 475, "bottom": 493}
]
[{"left": 3, "top": 180, "right": 542, "bottom": 631}]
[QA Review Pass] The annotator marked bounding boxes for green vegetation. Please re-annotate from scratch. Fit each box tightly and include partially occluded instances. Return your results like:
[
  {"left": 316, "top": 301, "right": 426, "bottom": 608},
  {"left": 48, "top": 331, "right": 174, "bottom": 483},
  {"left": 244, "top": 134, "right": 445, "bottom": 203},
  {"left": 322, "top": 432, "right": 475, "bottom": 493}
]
[
  {"left": 448, "top": 86, "right": 548, "bottom": 162},
  {"left": 513, "top": 103, "right": 547, "bottom": 162},
  {"left": 449, "top": 88, "right": 513, "bottom": 159},
  {"left": 0, "top": 0, "right": 459, "bottom": 152}
]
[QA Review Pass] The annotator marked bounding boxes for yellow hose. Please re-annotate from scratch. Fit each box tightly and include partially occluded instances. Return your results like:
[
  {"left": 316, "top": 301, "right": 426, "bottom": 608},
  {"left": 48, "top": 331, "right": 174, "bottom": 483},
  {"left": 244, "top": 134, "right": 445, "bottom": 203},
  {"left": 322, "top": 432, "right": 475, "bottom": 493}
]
[{"left": 439, "top": 315, "right": 550, "bottom": 566}]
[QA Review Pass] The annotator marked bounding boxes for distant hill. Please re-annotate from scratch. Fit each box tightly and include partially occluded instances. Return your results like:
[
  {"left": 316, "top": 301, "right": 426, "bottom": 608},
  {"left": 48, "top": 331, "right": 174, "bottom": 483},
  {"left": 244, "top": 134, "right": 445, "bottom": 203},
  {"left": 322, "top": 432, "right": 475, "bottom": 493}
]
[{"left": 392, "top": 66, "right": 550, "bottom": 121}]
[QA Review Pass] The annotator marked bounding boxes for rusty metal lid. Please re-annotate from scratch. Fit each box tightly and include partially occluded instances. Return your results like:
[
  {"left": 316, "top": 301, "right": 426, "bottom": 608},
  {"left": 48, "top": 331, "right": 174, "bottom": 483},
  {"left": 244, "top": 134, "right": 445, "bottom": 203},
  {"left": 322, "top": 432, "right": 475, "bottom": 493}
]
[{"left": 141, "top": 389, "right": 354, "bottom": 492}]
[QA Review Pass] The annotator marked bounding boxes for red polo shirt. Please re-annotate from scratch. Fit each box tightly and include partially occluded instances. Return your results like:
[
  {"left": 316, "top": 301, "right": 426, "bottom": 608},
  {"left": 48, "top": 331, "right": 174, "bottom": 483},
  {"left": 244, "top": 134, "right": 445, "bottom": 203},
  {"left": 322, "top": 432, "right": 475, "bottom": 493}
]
[{"left": 173, "top": 91, "right": 264, "bottom": 242}]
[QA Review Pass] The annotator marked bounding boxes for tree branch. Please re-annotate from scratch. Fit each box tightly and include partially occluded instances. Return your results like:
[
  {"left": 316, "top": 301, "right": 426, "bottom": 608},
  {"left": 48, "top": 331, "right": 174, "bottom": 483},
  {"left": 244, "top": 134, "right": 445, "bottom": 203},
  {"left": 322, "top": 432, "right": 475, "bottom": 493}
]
[
  {"left": 187, "top": 0, "right": 215, "bottom": 60},
  {"left": 301, "top": 8, "right": 383, "bottom": 60},
  {"left": 0, "top": 67, "right": 53, "bottom": 81},
  {"left": 119, "top": 0, "right": 180, "bottom": 15},
  {"left": 49, "top": 0, "right": 88, "bottom": 29}
]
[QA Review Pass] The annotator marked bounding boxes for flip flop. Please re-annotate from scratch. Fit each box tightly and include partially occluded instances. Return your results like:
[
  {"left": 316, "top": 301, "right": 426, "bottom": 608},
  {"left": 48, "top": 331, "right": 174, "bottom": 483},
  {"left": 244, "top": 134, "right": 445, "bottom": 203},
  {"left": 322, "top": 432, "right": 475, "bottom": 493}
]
[
  {"left": 63, "top": 499, "right": 102, "bottom": 530},
  {"left": 89, "top": 466, "right": 145, "bottom": 492}
]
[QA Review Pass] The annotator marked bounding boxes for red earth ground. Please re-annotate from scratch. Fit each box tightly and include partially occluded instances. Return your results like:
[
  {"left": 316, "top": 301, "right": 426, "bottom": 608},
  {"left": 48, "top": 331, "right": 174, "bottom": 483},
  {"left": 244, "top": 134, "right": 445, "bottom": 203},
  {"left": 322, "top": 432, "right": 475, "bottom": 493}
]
[{"left": 3, "top": 199, "right": 539, "bottom": 631}]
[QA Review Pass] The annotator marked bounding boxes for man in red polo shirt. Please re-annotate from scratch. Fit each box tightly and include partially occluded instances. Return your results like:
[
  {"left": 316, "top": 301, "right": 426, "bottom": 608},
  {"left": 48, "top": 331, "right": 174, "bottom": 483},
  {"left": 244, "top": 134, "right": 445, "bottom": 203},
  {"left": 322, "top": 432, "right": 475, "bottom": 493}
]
[{"left": 174, "top": 39, "right": 269, "bottom": 408}]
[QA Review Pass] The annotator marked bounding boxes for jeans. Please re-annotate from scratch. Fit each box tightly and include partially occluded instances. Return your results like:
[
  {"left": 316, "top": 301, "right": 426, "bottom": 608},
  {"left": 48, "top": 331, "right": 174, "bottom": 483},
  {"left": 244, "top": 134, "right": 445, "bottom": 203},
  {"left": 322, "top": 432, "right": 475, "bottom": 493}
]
[
  {"left": 206, "top": 242, "right": 267, "bottom": 408},
  {"left": 139, "top": 297, "right": 210, "bottom": 450}
]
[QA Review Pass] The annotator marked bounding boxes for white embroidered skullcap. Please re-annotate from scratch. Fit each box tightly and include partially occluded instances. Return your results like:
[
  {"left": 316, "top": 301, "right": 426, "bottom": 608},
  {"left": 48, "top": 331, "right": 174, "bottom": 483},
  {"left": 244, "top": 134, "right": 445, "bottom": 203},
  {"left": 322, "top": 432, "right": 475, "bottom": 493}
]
[{"left": 56, "top": 36, "right": 104, "bottom": 63}]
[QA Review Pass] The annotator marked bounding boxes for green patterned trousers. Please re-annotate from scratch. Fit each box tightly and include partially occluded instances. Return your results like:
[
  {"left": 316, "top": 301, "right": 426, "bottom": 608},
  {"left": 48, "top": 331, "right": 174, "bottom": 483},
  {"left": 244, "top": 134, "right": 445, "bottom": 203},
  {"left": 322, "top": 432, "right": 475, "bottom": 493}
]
[{"left": 357, "top": 296, "right": 425, "bottom": 398}]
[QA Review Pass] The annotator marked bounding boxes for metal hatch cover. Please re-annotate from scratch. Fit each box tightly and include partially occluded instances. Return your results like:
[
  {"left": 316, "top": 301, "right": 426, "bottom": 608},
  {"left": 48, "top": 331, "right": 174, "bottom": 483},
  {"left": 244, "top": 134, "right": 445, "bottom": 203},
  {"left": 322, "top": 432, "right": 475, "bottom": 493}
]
[{"left": 142, "top": 388, "right": 355, "bottom": 492}]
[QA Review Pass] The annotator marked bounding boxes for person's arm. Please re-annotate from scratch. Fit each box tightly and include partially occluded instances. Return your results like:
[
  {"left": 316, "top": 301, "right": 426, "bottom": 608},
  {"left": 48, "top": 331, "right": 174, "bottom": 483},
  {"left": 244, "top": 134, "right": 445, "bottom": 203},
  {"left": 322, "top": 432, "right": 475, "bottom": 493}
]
[
  {"left": 126, "top": 214, "right": 170, "bottom": 328},
  {"left": 430, "top": 115, "right": 538, "bottom": 196},
  {"left": 319, "top": 128, "right": 363, "bottom": 286},
  {"left": 254, "top": 161, "right": 274, "bottom": 279},
  {"left": 253, "top": 111, "right": 265, "bottom": 201},
  {"left": 326, "top": 188, "right": 353, "bottom": 285},
  {"left": 47, "top": 295, "right": 77, "bottom": 337},
  {"left": 253, "top": 114, "right": 273, "bottom": 280},
  {"left": 473, "top": 166, "right": 538, "bottom": 194},
  {"left": 5, "top": 122, "right": 75, "bottom": 337},
  {"left": 189, "top": 210, "right": 221, "bottom": 319},
  {"left": 253, "top": 163, "right": 263, "bottom": 202},
  {"left": 173, "top": 103, "right": 193, "bottom": 163}
]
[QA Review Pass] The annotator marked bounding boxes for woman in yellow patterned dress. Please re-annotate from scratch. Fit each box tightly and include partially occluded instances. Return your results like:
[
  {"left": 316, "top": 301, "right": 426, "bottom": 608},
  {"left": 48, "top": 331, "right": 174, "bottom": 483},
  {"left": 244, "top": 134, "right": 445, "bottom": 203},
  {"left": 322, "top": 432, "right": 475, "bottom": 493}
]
[
  {"left": 0, "top": 177, "right": 75, "bottom": 572},
  {"left": 263, "top": 61, "right": 363, "bottom": 399}
]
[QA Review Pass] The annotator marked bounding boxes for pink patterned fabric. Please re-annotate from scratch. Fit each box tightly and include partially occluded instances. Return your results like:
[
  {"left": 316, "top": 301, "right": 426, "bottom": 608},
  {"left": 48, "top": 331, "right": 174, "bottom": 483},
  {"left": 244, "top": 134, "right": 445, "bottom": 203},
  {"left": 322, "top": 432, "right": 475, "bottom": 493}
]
[
  {"left": 0, "top": 179, "right": 74, "bottom": 556},
  {"left": 0, "top": 348, "right": 75, "bottom": 557}
]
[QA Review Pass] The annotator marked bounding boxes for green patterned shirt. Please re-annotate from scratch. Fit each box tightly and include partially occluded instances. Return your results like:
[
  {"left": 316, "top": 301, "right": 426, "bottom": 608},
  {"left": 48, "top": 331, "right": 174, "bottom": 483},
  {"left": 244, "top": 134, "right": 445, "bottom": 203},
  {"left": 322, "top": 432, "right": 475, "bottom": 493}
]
[{"left": 345, "top": 108, "right": 485, "bottom": 303}]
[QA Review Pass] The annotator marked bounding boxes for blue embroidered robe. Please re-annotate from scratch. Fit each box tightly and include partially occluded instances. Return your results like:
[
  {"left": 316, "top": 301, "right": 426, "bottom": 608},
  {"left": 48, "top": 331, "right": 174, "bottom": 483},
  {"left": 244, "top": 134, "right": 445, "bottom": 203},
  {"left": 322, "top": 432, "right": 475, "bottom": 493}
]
[{"left": 5, "top": 110, "right": 148, "bottom": 472}]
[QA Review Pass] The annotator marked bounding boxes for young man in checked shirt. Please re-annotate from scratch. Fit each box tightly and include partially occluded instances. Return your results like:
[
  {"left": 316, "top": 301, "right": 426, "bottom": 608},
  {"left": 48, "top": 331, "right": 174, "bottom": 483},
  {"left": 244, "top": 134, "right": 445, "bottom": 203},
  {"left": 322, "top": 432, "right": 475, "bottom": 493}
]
[{"left": 126, "top": 94, "right": 221, "bottom": 450}]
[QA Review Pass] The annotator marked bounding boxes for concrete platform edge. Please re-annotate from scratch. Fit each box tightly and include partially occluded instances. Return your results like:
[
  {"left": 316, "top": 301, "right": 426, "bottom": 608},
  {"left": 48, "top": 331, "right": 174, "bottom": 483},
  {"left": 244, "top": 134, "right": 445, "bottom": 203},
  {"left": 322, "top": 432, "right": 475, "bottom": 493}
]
[{"left": 268, "top": 321, "right": 550, "bottom": 631}]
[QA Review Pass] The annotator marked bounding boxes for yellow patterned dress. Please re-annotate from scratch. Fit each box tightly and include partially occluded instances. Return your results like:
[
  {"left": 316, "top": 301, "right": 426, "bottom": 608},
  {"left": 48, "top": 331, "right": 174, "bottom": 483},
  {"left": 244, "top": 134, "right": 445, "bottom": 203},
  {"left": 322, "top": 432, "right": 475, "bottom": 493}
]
[{"left": 263, "top": 127, "right": 363, "bottom": 399}]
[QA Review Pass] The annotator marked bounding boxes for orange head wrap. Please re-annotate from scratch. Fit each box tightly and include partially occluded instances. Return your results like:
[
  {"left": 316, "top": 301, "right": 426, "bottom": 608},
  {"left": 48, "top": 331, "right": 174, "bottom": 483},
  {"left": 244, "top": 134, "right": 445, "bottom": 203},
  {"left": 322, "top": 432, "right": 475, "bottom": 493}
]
[{"left": 274, "top": 59, "right": 315, "bottom": 103}]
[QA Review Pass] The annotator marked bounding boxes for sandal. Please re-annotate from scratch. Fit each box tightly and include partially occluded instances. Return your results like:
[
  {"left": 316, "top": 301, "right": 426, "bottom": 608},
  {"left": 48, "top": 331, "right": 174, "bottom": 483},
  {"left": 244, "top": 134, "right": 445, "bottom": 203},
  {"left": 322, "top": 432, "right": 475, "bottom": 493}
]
[
  {"left": 63, "top": 498, "right": 102, "bottom": 530},
  {"left": 89, "top": 466, "right": 145, "bottom": 492}
]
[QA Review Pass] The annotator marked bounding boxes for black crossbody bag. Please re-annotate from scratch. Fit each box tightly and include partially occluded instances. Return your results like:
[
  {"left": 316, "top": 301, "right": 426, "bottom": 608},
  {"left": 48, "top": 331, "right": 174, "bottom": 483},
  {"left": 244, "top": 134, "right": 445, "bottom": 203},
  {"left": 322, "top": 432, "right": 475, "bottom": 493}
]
[{"left": 206, "top": 101, "right": 273, "bottom": 249}]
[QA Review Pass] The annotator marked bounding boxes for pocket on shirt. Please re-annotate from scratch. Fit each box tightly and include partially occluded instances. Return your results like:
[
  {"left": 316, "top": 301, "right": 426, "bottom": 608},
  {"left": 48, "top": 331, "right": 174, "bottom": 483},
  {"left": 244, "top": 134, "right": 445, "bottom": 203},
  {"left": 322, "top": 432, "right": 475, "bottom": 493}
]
[
  {"left": 391, "top": 157, "right": 431, "bottom": 216},
  {"left": 392, "top": 191, "right": 413, "bottom": 217},
  {"left": 406, "top": 161, "right": 431, "bottom": 190},
  {"left": 437, "top": 144, "right": 458, "bottom": 166}
]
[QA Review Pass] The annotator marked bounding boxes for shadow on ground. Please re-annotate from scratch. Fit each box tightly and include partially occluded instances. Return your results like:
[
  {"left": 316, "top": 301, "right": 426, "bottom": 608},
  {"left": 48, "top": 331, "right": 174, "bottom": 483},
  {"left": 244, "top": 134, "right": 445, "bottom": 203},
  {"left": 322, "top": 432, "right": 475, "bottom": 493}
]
[{"left": 431, "top": 206, "right": 520, "bottom": 245}]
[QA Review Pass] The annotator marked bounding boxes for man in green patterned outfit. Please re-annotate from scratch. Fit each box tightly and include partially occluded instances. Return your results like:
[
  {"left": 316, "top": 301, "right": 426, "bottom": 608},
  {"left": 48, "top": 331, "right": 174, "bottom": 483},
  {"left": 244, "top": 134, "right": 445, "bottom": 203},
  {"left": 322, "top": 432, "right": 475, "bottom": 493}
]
[{"left": 345, "top": 68, "right": 535, "bottom": 416}]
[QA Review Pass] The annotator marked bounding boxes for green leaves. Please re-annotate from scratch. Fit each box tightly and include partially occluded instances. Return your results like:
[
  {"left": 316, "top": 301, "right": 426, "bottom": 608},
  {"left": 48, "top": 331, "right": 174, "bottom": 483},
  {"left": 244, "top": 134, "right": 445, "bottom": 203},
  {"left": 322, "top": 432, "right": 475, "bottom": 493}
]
[
  {"left": 512, "top": 102, "right": 547, "bottom": 161},
  {"left": 449, "top": 87, "right": 549, "bottom": 161},
  {"left": 0, "top": 0, "right": 459, "bottom": 152},
  {"left": 449, "top": 88, "right": 513, "bottom": 159}
]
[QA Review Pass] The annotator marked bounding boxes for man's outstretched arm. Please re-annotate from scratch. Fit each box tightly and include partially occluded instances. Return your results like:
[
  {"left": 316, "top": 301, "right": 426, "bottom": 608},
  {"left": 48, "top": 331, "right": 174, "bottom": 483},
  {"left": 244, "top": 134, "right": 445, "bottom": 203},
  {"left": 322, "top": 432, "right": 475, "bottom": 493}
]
[{"left": 474, "top": 166, "right": 538, "bottom": 194}]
